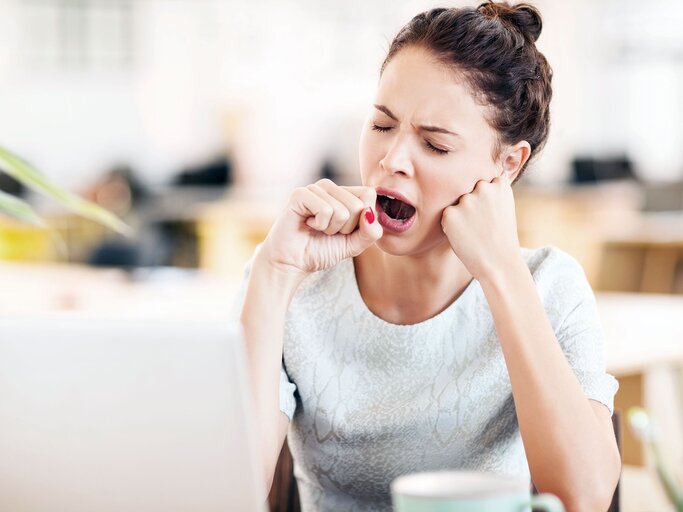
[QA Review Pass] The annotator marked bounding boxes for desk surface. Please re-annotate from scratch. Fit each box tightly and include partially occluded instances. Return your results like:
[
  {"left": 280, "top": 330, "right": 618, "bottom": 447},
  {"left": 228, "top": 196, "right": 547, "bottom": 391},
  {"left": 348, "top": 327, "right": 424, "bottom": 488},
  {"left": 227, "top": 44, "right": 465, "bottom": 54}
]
[{"left": 2, "top": 262, "right": 682, "bottom": 375}]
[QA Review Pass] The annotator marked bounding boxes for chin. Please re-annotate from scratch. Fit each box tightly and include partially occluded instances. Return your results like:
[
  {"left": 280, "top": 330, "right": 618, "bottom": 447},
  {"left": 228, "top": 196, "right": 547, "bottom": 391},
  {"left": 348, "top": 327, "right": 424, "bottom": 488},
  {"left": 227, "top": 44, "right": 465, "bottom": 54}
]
[
  {"left": 374, "top": 236, "right": 413, "bottom": 256},
  {"left": 374, "top": 232, "right": 445, "bottom": 257}
]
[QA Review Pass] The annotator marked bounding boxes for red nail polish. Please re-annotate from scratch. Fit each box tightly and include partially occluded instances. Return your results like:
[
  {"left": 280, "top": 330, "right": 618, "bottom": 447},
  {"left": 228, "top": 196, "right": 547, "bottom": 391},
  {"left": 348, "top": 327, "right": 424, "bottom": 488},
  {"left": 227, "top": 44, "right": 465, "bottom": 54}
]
[{"left": 365, "top": 207, "right": 375, "bottom": 224}]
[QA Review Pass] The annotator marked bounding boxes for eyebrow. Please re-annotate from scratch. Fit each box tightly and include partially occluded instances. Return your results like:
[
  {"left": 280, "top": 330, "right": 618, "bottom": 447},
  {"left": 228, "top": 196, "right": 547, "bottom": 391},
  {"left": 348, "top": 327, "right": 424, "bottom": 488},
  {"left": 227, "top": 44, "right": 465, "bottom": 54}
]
[{"left": 373, "top": 104, "right": 460, "bottom": 137}]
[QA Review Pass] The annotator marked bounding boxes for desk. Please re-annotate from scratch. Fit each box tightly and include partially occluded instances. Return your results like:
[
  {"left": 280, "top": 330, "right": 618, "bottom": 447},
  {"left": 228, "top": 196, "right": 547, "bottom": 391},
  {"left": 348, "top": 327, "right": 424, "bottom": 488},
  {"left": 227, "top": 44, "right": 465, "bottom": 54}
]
[
  {"left": 598, "top": 292, "right": 683, "bottom": 468},
  {"left": 599, "top": 292, "right": 683, "bottom": 374},
  {"left": 0, "top": 262, "right": 236, "bottom": 321}
]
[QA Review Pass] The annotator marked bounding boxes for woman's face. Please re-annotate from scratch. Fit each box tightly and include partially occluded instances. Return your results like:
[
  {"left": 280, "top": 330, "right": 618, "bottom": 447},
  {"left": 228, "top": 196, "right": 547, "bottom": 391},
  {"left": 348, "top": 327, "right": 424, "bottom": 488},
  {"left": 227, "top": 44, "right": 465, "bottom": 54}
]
[{"left": 359, "top": 45, "right": 505, "bottom": 257}]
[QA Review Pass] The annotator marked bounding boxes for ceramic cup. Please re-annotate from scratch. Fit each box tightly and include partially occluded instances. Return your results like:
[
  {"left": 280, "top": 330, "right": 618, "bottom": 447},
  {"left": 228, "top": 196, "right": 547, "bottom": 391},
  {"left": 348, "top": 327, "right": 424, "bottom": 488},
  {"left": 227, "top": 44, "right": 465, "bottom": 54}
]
[{"left": 391, "top": 470, "right": 564, "bottom": 512}]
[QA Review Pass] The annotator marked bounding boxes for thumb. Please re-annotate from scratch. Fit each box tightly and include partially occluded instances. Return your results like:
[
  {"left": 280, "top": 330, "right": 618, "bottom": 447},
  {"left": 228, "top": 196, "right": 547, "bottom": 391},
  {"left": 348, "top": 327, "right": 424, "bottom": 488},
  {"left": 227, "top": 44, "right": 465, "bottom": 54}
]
[{"left": 346, "top": 206, "right": 383, "bottom": 257}]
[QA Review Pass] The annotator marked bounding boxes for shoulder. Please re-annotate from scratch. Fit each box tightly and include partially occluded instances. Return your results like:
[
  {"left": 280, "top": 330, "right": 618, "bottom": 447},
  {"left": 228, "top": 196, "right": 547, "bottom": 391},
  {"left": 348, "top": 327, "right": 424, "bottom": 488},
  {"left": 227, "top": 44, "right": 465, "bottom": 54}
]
[
  {"left": 521, "top": 245, "right": 585, "bottom": 279},
  {"left": 520, "top": 245, "right": 596, "bottom": 315},
  {"left": 521, "top": 245, "right": 589, "bottom": 290}
]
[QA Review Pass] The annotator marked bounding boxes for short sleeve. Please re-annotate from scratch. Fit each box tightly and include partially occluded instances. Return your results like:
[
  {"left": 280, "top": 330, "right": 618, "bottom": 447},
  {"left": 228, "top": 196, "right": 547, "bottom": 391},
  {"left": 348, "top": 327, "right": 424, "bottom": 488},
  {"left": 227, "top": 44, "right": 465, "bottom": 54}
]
[
  {"left": 230, "top": 250, "right": 298, "bottom": 421},
  {"left": 530, "top": 247, "right": 619, "bottom": 416}
]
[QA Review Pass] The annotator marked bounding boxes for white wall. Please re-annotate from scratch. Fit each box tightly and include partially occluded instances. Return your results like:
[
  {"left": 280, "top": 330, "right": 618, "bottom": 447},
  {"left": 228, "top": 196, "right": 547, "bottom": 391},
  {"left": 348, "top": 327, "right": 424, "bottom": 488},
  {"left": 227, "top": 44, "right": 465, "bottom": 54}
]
[{"left": 0, "top": 0, "right": 681, "bottom": 194}]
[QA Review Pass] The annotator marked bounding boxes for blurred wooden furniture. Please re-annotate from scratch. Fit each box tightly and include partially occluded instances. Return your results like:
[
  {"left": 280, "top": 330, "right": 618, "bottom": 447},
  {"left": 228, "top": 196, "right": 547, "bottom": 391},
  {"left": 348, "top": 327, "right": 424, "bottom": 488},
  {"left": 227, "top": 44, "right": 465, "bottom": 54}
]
[
  {"left": 514, "top": 181, "right": 643, "bottom": 287},
  {"left": 594, "top": 211, "right": 683, "bottom": 293},
  {"left": 609, "top": 411, "right": 622, "bottom": 512},
  {"left": 599, "top": 292, "right": 683, "bottom": 468},
  {"left": 196, "top": 197, "right": 280, "bottom": 279},
  {"left": 267, "top": 439, "right": 300, "bottom": 512},
  {"left": 599, "top": 239, "right": 683, "bottom": 293}
]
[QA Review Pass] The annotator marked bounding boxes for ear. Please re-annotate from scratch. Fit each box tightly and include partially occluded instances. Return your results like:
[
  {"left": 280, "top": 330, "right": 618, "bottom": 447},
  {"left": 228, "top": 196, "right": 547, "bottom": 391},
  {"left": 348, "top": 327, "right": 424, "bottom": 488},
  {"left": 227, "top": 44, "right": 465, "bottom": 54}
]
[{"left": 500, "top": 141, "right": 531, "bottom": 183}]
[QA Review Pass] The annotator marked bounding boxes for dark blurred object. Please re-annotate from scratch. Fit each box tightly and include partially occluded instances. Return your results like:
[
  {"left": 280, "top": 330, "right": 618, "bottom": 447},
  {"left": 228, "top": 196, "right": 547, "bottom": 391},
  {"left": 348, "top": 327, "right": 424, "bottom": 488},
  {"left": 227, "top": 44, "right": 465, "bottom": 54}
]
[
  {"left": 88, "top": 239, "right": 140, "bottom": 268},
  {"left": 83, "top": 164, "right": 149, "bottom": 218},
  {"left": 268, "top": 438, "right": 300, "bottom": 512},
  {"left": 85, "top": 164, "right": 161, "bottom": 269},
  {"left": 114, "top": 164, "right": 149, "bottom": 205},
  {"left": 173, "top": 155, "right": 232, "bottom": 186},
  {"left": 319, "top": 158, "right": 340, "bottom": 182},
  {"left": 642, "top": 182, "right": 683, "bottom": 212},
  {"left": 571, "top": 156, "right": 636, "bottom": 184},
  {"left": 87, "top": 226, "right": 172, "bottom": 269},
  {"left": 0, "top": 173, "right": 26, "bottom": 197},
  {"left": 85, "top": 159, "right": 232, "bottom": 270}
]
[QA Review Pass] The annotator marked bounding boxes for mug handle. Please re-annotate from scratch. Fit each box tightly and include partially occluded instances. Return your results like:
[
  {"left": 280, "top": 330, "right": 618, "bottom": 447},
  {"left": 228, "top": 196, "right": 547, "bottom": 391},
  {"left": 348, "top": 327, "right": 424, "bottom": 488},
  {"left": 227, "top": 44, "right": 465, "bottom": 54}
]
[{"left": 528, "top": 493, "right": 565, "bottom": 512}]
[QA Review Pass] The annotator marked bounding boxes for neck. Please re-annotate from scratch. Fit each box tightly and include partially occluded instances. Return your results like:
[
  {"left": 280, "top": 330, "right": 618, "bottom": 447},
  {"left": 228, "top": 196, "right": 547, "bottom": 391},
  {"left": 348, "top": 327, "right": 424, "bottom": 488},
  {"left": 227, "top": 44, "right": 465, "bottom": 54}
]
[{"left": 354, "top": 239, "right": 473, "bottom": 323}]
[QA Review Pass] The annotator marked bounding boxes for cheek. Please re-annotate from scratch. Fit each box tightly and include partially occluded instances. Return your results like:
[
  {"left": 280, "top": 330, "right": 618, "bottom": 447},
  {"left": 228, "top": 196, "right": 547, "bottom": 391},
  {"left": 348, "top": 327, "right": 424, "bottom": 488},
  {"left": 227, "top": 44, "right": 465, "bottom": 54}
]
[
  {"left": 419, "top": 161, "right": 474, "bottom": 210},
  {"left": 435, "top": 154, "right": 498, "bottom": 197}
]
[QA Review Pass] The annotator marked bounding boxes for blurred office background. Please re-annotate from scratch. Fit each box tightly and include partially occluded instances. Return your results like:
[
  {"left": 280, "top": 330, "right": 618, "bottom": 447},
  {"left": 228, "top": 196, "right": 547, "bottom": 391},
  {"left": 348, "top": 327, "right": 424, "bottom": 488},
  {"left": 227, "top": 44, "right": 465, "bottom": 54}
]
[{"left": 1, "top": 0, "right": 683, "bottom": 510}]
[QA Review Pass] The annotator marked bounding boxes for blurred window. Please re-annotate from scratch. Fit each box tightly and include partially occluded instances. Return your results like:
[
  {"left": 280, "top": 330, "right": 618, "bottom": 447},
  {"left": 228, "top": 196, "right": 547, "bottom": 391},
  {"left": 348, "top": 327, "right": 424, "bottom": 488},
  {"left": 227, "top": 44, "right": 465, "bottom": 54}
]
[{"left": 19, "top": 0, "right": 133, "bottom": 71}]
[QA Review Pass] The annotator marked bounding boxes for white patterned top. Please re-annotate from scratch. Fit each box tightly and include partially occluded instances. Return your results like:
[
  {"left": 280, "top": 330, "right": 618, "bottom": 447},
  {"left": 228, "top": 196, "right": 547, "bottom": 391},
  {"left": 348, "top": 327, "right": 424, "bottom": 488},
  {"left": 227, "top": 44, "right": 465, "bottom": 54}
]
[{"left": 232, "top": 246, "right": 618, "bottom": 512}]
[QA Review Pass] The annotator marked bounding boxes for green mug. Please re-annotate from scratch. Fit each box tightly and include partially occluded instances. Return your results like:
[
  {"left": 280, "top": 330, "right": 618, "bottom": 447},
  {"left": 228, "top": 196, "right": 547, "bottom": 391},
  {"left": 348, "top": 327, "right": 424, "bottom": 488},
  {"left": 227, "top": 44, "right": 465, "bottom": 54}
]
[{"left": 391, "top": 471, "right": 564, "bottom": 512}]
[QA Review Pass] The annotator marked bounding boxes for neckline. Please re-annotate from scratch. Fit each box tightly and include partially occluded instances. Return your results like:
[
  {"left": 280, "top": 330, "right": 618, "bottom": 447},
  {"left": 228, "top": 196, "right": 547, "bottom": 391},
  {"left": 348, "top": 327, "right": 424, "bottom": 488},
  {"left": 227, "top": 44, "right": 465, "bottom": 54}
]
[{"left": 346, "top": 257, "right": 479, "bottom": 330}]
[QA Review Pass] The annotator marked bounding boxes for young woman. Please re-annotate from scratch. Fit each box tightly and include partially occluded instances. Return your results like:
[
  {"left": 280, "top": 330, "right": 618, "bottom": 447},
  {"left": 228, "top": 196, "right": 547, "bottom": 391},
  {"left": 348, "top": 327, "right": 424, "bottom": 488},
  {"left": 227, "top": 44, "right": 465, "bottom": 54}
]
[{"left": 234, "top": 2, "right": 621, "bottom": 511}]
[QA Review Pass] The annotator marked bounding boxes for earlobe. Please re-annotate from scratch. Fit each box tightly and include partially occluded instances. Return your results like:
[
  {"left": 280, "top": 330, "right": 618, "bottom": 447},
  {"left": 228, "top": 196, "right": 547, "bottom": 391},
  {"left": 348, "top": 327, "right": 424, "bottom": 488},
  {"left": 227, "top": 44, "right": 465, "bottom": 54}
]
[
  {"left": 499, "top": 169, "right": 518, "bottom": 184},
  {"left": 501, "top": 142, "right": 530, "bottom": 181},
  {"left": 500, "top": 155, "right": 521, "bottom": 183}
]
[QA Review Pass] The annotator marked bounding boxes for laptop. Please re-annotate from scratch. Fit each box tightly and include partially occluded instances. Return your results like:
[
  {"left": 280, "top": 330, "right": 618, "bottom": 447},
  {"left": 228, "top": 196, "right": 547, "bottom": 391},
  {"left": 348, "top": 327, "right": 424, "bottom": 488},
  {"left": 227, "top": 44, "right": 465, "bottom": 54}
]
[{"left": 0, "top": 315, "right": 267, "bottom": 512}]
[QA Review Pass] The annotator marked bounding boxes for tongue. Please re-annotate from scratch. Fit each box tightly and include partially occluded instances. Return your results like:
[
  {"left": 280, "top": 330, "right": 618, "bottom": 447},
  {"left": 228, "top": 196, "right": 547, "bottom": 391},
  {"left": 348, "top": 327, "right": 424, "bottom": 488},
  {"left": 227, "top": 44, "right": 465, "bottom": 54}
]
[
  {"left": 395, "top": 201, "right": 415, "bottom": 220},
  {"left": 383, "top": 197, "right": 415, "bottom": 220}
]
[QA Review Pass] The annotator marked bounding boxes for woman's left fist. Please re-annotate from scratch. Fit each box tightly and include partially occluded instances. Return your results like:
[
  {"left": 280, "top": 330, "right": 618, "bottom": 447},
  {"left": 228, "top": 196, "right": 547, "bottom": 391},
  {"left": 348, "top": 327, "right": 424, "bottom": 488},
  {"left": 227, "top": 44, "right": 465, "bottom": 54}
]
[{"left": 441, "top": 175, "right": 521, "bottom": 281}]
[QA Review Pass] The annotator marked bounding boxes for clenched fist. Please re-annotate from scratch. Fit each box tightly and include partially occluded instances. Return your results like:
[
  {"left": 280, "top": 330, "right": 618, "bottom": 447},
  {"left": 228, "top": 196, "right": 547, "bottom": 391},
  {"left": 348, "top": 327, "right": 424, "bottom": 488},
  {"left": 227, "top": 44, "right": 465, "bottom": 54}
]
[{"left": 258, "top": 179, "right": 383, "bottom": 276}]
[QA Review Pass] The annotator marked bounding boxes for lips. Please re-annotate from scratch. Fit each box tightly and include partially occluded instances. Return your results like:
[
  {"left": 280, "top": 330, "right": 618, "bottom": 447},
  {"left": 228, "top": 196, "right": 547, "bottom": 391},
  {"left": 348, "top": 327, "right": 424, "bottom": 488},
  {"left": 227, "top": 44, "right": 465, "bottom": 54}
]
[{"left": 375, "top": 186, "right": 417, "bottom": 233}]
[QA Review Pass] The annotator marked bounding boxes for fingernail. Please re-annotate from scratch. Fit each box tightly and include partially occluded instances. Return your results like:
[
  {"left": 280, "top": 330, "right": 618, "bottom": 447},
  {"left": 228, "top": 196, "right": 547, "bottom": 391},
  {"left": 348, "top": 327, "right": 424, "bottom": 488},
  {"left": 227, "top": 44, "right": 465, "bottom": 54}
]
[{"left": 364, "top": 207, "right": 375, "bottom": 224}]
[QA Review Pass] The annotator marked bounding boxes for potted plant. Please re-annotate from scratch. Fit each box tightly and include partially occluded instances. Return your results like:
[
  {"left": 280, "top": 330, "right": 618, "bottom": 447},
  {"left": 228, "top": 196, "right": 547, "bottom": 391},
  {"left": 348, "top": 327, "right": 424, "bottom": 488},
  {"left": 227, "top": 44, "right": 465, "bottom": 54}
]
[{"left": 0, "top": 146, "right": 129, "bottom": 235}]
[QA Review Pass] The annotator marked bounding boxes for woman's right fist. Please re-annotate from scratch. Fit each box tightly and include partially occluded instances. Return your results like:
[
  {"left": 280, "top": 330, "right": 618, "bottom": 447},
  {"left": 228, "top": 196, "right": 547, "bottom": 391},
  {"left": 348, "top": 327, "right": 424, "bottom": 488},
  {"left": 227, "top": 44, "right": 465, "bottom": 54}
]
[{"left": 258, "top": 179, "right": 383, "bottom": 275}]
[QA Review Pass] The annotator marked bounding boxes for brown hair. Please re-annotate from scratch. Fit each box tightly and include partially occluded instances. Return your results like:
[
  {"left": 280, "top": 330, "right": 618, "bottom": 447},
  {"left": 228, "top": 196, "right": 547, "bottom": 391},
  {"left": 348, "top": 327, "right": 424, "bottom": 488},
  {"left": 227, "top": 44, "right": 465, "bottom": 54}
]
[{"left": 381, "top": 1, "right": 553, "bottom": 181}]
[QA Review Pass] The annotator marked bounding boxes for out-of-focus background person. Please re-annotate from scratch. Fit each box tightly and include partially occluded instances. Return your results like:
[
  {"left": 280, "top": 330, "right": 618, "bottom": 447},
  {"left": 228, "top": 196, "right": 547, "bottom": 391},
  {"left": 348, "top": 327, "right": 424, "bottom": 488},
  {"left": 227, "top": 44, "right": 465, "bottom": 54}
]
[{"left": 1, "top": 1, "right": 682, "bottom": 510}]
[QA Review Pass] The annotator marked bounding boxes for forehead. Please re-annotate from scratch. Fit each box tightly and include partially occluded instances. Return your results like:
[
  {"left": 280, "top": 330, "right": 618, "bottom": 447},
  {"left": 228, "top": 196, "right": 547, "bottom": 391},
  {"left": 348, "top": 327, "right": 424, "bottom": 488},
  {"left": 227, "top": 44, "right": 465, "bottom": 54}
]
[{"left": 376, "top": 46, "right": 492, "bottom": 133}]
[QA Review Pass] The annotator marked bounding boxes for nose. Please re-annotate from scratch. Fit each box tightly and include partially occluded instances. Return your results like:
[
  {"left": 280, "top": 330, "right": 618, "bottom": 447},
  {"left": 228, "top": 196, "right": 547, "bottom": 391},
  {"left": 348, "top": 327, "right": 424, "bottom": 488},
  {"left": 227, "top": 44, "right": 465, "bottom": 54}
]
[{"left": 379, "top": 134, "right": 414, "bottom": 178}]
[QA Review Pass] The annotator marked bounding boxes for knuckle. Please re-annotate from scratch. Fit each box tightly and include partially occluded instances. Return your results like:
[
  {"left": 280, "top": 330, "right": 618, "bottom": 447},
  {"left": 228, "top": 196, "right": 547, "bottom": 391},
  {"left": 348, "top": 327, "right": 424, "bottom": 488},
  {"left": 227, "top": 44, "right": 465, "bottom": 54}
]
[
  {"left": 290, "top": 187, "right": 306, "bottom": 204},
  {"left": 361, "top": 188, "right": 376, "bottom": 204}
]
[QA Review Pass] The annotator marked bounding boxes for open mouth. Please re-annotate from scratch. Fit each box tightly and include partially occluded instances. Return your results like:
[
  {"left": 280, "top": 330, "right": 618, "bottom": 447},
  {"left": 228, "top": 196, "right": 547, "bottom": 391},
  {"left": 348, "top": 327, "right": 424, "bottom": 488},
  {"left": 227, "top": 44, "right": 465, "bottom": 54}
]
[{"left": 377, "top": 195, "right": 416, "bottom": 221}]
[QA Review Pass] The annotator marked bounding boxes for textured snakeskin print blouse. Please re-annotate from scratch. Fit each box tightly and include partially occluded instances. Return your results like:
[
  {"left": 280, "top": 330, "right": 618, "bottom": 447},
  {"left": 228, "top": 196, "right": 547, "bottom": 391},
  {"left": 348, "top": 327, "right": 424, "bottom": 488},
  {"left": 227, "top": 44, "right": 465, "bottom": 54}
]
[{"left": 232, "top": 246, "right": 618, "bottom": 512}]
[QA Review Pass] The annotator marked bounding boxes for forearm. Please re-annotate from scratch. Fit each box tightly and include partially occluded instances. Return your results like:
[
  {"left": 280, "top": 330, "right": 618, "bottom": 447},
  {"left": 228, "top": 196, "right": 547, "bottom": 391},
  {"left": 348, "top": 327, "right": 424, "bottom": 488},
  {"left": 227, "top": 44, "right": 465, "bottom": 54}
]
[
  {"left": 479, "top": 258, "right": 619, "bottom": 511},
  {"left": 239, "top": 250, "right": 306, "bottom": 488}
]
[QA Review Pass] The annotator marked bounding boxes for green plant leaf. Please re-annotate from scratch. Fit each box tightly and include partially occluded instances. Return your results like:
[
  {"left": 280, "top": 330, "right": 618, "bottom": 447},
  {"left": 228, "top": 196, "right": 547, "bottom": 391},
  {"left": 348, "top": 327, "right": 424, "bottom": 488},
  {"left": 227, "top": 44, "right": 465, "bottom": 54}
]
[
  {"left": 0, "top": 190, "right": 46, "bottom": 226},
  {"left": 0, "top": 146, "right": 131, "bottom": 236}
]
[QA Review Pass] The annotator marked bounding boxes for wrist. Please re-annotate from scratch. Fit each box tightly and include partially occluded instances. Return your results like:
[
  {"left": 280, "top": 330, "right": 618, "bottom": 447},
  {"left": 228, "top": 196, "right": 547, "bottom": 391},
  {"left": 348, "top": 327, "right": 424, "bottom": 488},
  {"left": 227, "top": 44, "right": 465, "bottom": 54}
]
[
  {"left": 477, "top": 254, "right": 529, "bottom": 291},
  {"left": 253, "top": 248, "right": 308, "bottom": 290}
]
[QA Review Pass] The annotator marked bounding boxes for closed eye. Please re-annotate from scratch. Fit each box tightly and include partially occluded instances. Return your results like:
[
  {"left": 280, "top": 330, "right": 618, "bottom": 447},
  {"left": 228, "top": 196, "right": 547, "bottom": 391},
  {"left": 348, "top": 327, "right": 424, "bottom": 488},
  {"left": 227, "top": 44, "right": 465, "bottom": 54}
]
[
  {"left": 424, "top": 141, "right": 449, "bottom": 155},
  {"left": 371, "top": 124, "right": 450, "bottom": 155}
]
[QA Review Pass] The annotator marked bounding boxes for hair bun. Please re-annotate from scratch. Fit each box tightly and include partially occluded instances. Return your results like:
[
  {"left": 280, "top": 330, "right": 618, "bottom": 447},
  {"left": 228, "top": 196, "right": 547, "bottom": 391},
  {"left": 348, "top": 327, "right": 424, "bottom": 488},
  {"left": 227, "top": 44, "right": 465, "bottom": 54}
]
[{"left": 477, "top": 1, "right": 543, "bottom": 42}]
